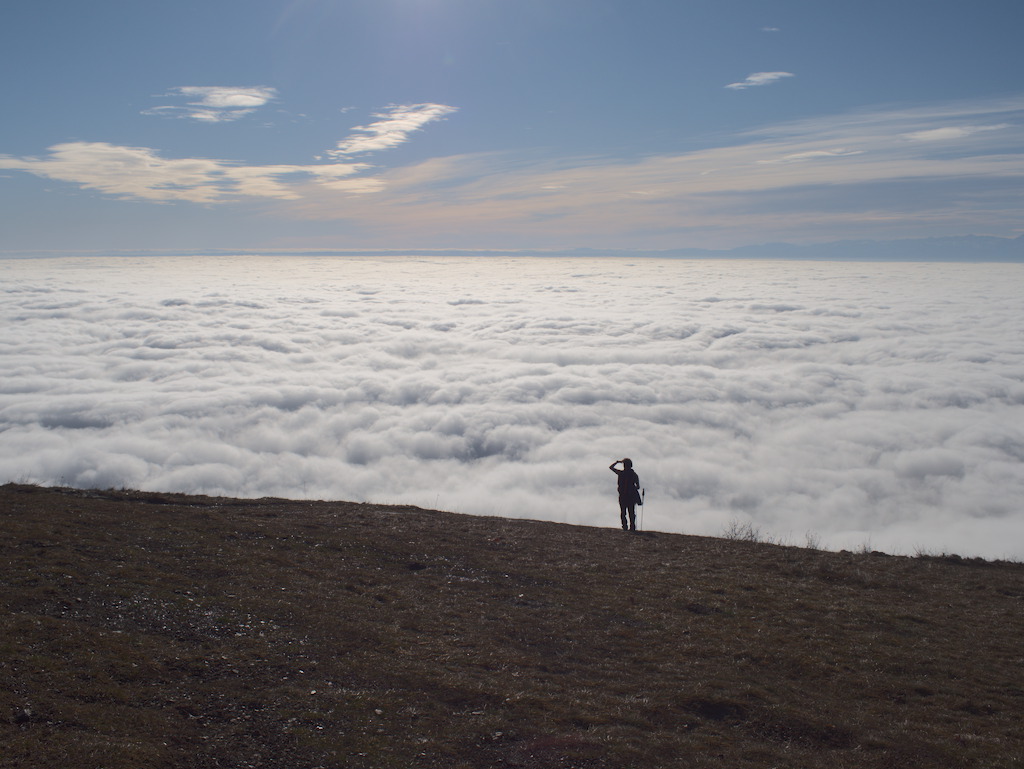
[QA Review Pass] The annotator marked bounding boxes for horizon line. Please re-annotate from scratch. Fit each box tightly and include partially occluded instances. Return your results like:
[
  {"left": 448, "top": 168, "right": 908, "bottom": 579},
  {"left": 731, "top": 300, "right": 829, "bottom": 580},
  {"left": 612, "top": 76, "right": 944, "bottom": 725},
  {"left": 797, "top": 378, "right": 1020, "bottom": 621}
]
[{"left": 2, "top": 233, "right": 1022, "bottom": 262}]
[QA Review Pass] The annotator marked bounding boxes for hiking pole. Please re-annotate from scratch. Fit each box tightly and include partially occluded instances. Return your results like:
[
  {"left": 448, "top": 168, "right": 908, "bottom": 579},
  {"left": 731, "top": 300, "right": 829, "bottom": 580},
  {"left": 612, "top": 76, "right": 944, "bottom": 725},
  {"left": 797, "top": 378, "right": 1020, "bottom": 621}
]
[{"left": 640, "top": 488, "right": 645, "bottom": 531}]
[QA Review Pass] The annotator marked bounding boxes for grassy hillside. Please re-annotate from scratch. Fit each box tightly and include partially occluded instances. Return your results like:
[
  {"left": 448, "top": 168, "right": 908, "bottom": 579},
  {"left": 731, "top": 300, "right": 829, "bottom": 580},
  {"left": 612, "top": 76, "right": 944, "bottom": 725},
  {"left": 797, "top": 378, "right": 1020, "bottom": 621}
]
[{"left": 2, "top": 483, "right": 1022, "bottom": 768}]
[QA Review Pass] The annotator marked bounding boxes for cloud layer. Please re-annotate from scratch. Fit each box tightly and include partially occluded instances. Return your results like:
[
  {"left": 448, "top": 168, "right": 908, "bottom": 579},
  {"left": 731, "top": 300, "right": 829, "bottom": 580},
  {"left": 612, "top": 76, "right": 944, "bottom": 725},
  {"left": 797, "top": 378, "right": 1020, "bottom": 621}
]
[{"left": 1, "top": 256, "right": 1022, "bottom": 559}]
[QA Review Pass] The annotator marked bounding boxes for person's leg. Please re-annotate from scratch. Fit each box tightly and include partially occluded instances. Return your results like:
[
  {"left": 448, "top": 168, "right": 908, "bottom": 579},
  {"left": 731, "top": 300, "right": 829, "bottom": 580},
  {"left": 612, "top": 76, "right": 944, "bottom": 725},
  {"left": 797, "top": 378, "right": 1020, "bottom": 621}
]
[
  {"left": 619, "top": 500, "right": 629, "bottom": 530},
  {"left": 627, "top": 504, "right": 637, "bottom": 531}
]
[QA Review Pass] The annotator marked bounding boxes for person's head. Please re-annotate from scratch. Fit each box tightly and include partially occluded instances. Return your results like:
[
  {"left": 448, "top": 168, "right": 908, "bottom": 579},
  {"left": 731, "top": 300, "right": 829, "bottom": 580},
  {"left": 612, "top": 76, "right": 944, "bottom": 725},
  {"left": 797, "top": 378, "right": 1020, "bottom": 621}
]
[{"left": 623, "top": 458, "right": 632, "bottom": 469}]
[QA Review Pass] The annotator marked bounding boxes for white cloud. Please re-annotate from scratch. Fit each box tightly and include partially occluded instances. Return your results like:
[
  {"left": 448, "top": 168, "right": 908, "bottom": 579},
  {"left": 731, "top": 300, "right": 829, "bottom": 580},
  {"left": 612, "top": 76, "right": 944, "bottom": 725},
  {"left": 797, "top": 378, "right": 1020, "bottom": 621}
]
[
  {"left": 0, "top": 142, "right": 369, "bottom": 203},
  {"left": 725, "top": 71, "right": 794, "bottom": 90},
  {"left": 281, "top": 94, "right": 1024, "bottom": 246},
  {"left": 143, "top": 86, "right": 278, "bottom": 122},
  {"left": 756, "top": 148, "right": 865, "bottom": 164},
  {"left": 0, "top": 100, "right": 456, "bottom": 204},
  {"left": 1, "top": 256, "right": 1022, "bottom": 560},
  {"left": 903, "top": 124, "right": 1010, "bottom": 142},
  {"left": 2, "top": 94, "right": 1023, "bottom": 245},
  {"left": 328, "top": 103, "right": 458, "bottom": 157},
  {"left": 178, "top": 86, "right": 277, "bottom": 109}
]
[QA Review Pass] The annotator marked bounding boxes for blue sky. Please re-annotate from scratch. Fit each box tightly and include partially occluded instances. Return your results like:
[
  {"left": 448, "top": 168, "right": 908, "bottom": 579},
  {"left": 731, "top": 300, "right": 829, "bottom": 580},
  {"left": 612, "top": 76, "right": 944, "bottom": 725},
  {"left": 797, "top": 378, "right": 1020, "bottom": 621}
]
[{"left": 2, "top": 0, "right": 1023, "bottom": 253}]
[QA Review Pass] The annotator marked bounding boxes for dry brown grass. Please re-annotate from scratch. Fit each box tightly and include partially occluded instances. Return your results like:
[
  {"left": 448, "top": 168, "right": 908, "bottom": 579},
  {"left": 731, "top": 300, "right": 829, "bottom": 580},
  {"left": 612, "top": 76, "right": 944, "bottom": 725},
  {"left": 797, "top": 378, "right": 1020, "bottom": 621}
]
[{"left": 2, "top": 483, "right": 1022, "bottom": 768}]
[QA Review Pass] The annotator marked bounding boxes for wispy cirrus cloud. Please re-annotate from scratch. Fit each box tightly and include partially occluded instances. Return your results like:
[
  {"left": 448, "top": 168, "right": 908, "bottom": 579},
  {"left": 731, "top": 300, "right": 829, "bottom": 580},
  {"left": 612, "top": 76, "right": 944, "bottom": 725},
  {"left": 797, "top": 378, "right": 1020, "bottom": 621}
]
[
  {"left": 143, "top": 86, "right": 278, "bottom": 123},
  {"left": 725, "top": 71, "right": 794, "bottom": 90},
  {"left": 903, "top": 124, "right": 1010, "bottom": 142},
  {"left": 756, "top": 148, "right": 865, "bottom": 164},
  {"left": 280, "top": 95, "right": 1024, "bottom": 247},
  {"left": 2, "top": 94, "right": 1022, "bottom": 246},
  {"left": 327, "top": 103, "right": 458, "bottom": 157}
]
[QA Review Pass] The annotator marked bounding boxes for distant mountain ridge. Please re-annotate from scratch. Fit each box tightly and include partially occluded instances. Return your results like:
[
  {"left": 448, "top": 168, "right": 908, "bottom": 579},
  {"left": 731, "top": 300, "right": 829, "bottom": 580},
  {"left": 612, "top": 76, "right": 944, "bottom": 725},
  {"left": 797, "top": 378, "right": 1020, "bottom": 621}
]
[
  {"left": 4, "top": 234, "right": 1023, "bottom": 261},
  {"left": 559, "top": 234, "right": 1024, "bottom": 261},
  {"left": 705, "top": 234, "right": 1024, "bottom": 262}
]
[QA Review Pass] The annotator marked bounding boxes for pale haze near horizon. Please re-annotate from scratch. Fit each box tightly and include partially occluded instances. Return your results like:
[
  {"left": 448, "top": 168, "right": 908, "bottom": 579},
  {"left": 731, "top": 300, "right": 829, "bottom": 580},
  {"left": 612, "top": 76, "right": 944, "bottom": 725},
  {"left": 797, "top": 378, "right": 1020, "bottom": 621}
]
[{"left": 2, "top": 256, "right": 1022, "bottom": 560}]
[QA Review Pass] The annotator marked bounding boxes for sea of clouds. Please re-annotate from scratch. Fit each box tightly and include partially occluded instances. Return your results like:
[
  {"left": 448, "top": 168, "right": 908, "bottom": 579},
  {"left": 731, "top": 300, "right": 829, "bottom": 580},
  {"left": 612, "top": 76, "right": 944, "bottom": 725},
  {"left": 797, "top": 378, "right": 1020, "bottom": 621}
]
[{"left": 2, "top": 255, "right": 1022, "bottom": 558}]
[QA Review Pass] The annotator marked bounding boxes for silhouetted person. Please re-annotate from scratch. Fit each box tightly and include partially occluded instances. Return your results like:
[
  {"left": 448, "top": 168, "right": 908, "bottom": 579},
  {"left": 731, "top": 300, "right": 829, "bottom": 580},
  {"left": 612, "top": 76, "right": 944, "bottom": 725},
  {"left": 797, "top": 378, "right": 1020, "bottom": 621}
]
[{"left": 609, "top": 458, "right": 641, "bottom": 531}]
